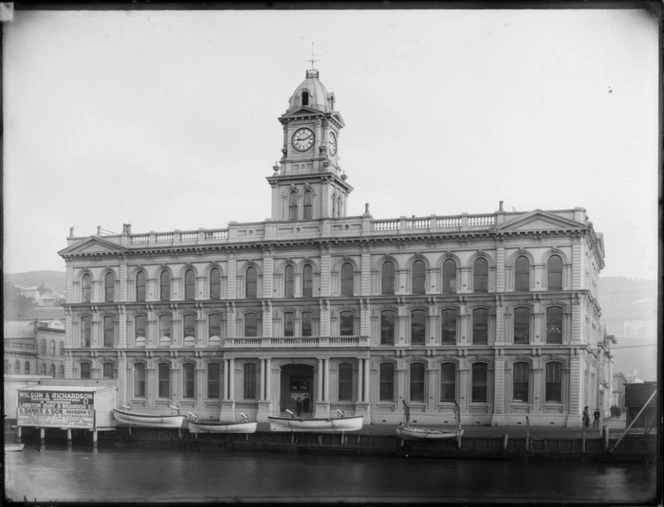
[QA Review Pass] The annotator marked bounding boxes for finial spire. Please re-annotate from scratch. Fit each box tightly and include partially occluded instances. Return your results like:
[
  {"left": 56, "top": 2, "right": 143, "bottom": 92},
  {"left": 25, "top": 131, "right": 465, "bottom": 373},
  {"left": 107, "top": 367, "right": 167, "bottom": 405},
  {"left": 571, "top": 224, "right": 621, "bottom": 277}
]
[{"left": 308, "top": 42, "right": 320, "bottom": 70}]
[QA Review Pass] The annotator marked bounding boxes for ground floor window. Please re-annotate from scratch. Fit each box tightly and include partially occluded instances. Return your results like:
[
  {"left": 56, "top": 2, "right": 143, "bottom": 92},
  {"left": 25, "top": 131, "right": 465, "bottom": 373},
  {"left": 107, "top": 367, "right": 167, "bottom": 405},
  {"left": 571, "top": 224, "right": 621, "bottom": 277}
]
[
  {"left": 244, "top": 363, "right": 257, "bottom": 399},
  {"left": 80, "top": 362, "right": 91, "bottom": 379},
  {"left": 338, "top": 362, "right": 353, "bottom": 401},
  {"left": 134, "top": 363, "right": 146, "bottom": 397},
  {"left": 182, "top": 363, "right": 195, "bottom": 398},
  {"left": 103, "top": 363, "right": 114, "bottom": 379},
  {"left": 208, "top": 363, "right": 220, "bottom": 399},
  {"left": 158, "top": 363, "right": 170, "bottom": 398},
  {"left": 379, "top": 363, "right": 394, "bottom": 401},
  {"left": 513, "top": 362, "right": 529, "bottom": 402},
  {"left": 471, "top": 363, "right": 488, "bottom": 402},
  {"left": 440, "top": 363, "right": 456, "bottom": 402},
  {"left": 545, "top": 362, "right": 562, "bottom": 402},
  {"left": 409, "top": 363, "right": 425, "bottom": 402}
]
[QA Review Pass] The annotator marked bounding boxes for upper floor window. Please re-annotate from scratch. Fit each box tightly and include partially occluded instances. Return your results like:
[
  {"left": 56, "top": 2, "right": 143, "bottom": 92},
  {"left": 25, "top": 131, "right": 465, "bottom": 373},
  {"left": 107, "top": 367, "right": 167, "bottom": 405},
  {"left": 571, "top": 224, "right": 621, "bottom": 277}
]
[
  {"left": 158, "top": 363, "right": 170, "bottom": 398},
  {"left": 80, "top": 362, "right": 91, "bottom": 379},
  {"left": 513, "top": 307, "right": 530, "bottom": 344},
  {"left": 209, "top": 268, "right": 221, "bottom": 300},
  {"left": 245, "top": 313, "right": 258, "bottom": 337},
  {"left": 409, "top": 363, "right": 425, "bottom": 402},
  {"left": 379, "top": 363, "right": 394, "bottom": 401},
  {"left": 135, "top": 315, "right": 147, "bottom": 340},
  {"left": 341, "top": 262, "right": 354, "bottom": 297},
  {"left": 284, "top": 265, "right": 295, "bottom": 298},
  {"left": 15, "top": 360, "right": 21, "bottom": 373},
  {"left": 303, "top": 190, "right": 313, "bottom": 220},
  {"left": 160, "top": 271, "right": 171, "bottom": 301},
  {"left": 183, "top": 314, "right": 196, "bottom": 339},
  {"left": 302, "top": 264, "right": 313, "bottom": 298},
  {"left": 24, "top": 362, "right": 30, "bottom": 374},
  {"left": 380, "top": 310, "right": 395, "bottom": 345},
  {"left": 471, "top": 363, "right": 488, "bottom": 402},
  {"left": 182, "top": 363, "right": 195, "bottom": 398},
  {"left": 50, "top": 364, "right": 56, "bottom": 377},
  {"left": 103, "top": 316, "right": 115, "bottom": 347},
  {"left": 81, "top": 316, "right": 91, "bottom": 347},
  {"left": 81, "top": 273, "right": 92, "bottom": 303},
  {"left": 59, "top": 341, "right": 65, "bottom": 355},
  {"left": 472, "top": 308, "right": 489, "bottom": 345},
  {"left": 338, "top": 362, "right": 353, "bottom": 401},
  {"left": 283, "top": 312, "right": 294, "bottom": 337},
  {"left": 442, "top": 259, "right": 457, "bottom": 294},
  {"left": 513, "top": 362, "right": 530, "bottom": 402},
  {"left": 243, "top": 363, "right": 257, "bottom": 399},
  {"left": 289, "top": 191, "right": 298, "bottom": 220},
  {"left": 134, "top": 363, "right": 146, "bottom": 397},
  {"left": 41, "top": 338, "right": 47, "bottom": 354},
  {"left": 301, "top": 311, "right": 312, "bottom": 337},
  {"left": 545, "top": 362, "right": 562, "bottom": 402},
  {"left": 58, "top": 365, "right": 64, "bottom": 378},
  {"left": 209, "top": 314, "right": 221, "bottom": 338},
  {"left": 302, "top": 90, "right": 309, "bottom": 106},
  {"left": 207, "top": 363, "right": 221, "bottom": 399},
  {"left": 547, "top": 255, "right": 563, "bottom": 290},
  {"left": 136, "top": 271, "right": 146, "bottom": 302},
  {"left": 515, "top": 255, "right": 530, "bottom": 291},
  {"left": 381, "top": 261, "right": 395, "bottom": 295},
  {"left": 546, "top": 306, "right": 563, "bottom": 344},
  {"left": 50, "top": 340, "right": 56, "bottom": 355},
  {"left": 440, "top": 363, "right": 456, "bottom": 402},
  {"left": 103, "top": 363, "right": 114, "bottom": 379},
  {"left": 339, "top": 311, "right": 354, "bottom": 336},
  {"left": 159, "top": 314, "right": 172, "bottom": 342},
  {"left": 473, "top": 258, "right": 488, "bottom": 293},
  {"left": 441, "top": 309, "right": 457, "bottom": 344},
  {"left": 412, "top": 260, "right": 426, "bottom": 295},
  {"left": 246, "top": 266, "right": 258, "bottom": 299},
  {"left": 105, "top": 271, "right": 115, "bottom": 302},
  {"left": 184, "top": 269, "right": 196, "bottom": 301},
  {"left": 41, "top": 363, "right": 46, "bottom": 375},
  {"left": 410, "top": 309, "right": 426, "bottom": 345}
]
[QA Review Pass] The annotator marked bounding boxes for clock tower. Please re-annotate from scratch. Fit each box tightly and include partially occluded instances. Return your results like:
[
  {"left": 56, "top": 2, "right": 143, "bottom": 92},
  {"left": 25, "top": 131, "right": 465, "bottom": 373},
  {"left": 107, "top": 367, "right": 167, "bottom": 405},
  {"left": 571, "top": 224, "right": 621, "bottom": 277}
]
[{"left": 267, "top": 69, "right": 353, "bottom": 221}]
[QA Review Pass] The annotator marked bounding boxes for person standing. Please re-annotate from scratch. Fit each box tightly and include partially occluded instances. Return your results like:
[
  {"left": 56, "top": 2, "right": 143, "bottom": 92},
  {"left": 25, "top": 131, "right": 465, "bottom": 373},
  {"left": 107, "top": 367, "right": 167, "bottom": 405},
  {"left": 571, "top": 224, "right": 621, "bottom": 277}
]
[
  {"left": 295, "top": 397, "right": 302, "bottom": 416},
  {"left": 583, "top": 406, "right": 590, "bottom": 429},
  {"left": 593, "top": 408, "right": 600, "bottom": 428}
]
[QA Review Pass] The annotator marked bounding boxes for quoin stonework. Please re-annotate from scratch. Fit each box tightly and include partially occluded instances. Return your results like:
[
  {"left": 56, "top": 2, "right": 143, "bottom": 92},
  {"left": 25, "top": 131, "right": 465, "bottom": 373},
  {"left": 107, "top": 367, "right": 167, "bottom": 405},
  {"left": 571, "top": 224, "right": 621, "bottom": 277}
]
[{"left": 59, "top": 68, "right": 613, "bottom": 427}]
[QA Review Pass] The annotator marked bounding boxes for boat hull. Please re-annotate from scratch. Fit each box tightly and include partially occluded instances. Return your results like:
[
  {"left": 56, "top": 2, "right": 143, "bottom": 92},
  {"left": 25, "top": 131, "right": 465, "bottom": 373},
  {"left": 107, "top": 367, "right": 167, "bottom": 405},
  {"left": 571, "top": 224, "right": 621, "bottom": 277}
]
[
  {"left": 5, "top": 444, "right": 25, "bottom": 452},
  {"left": 112, "top": 409, "right": 185, "bottom": 429},
  {"left": 396, "top": 425, "right": 464, "bottom": 440},
  {"left": 268, "top": 415, "right": 363, "bottom": 433},
  {"left": 188, "top": 421, "right": 257, "bottom": 434}
]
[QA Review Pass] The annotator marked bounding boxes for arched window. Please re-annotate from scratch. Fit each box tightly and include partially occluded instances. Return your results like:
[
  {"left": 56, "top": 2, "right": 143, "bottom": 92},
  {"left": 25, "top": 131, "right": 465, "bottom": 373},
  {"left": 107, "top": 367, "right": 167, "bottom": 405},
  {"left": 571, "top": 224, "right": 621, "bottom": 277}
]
[
  {"left": 441, "top": 309, "right": 457, "bottom": 344},
  {"left": 135, "top": 315, "right": 147, "bottom": 340},
  {"left": 440, "top": 363, "right": 456, "bottom": 402},
  {"left": 159, "top": 314, "right": 172, "bottom": 343},
  {"left": 513, "top": 307, "right": 530, "bottom": 344},
  {"left": 24, "top": 362, "right": 30, "bottom": 374},
  {"left": 547, "top": 255, "right": 563, "bottom": 290},
  {"left": 103, "top": 363, "right": 114, "bottom": 379},
  {"left": 50, "top": 340, "right": 56, "bottom": 355},
  {"left": 49, "top": 364, "right": 55, "bottom": 377},
  {"left": 209, "top": 268, "right": 221, "bottom": 300},
  {"left": 302, "top": 90, "right": 309, "bottom": 106},
  {"left": 81, "top": 273, "right": 92, "bottom": 303},
  {"left": 15, "top": 360, "right": 21, "bottom": 374},
  {"left": 40, "top": 338, "right": 47, "bottom": 354},
  {"left": 301, "top": 311, "right": 312, "bottom": 337},
  {"left": 105, "top": 271, "right": 115, "bottom": 302},
  {"left": 134, "top": 363, "right": 146, "bottom": 397},
  {"left": 513, "top": 362, "right": 530, "bottom": 402},
  {"left": 103, "top": 315, "right": 114, "bottom": 347},
  {"left": 184, "top": 269, "right": 196, "bottom": 301},
  {"left": 136, "top": 271, "right": 146, "bottom": 302},
  {"left": 302, "top": 264, "right": 313, "bottom": 298},
  {"left": 442, "top": 259, "right": 457, "bottom": 294},
  {"left": 59, "top": 341, "right": 65, "bottom": 355},
  {"left": 182, "top": 363, "right": 195, "bottom": 398},
  {"left": 246, "top": 266, "right": 257, "bottom": 299},
  {"left": 243, "top": 363, "right": 257, "bottom": 399},
  {"left": 412, "top": 260, "right": 426, "bottom": 295},
  {"left": 245, "top": 313, "right": 258, "bottom": 337},
  {"left": 289, "top": 191, "right": 298, "bottom": 220},
  {"left": 158, "top": 363, "right": 170, "bottom": 398},
  {"left": 81, "top": 316, "right": 91, "bottom": 347},
  {"left": 515, "top": 256, "right": 530, "bottom": 291},
  {"left": 341, "top": 262, "right": 354, "bottom": 297},
  {"left": 339, "top": 311, "right": 354, "bottom": 336},
  {"left": 283, "top": 312, "right": 294, "bottom": 337},
  {"left": 303, "top": 190, "right": 313, "bottom": 219},
  {"left": 381, "top": 261, "right": 395, "bottom": 295},
  {"left": 471, "top": 363, "right": 488, "bottom": 402},
  {"left": 338, "top": 363, "right": 353, "bottom": 401},
  {"left": 209, "top": 314, "right": 221, "bottom": 338},
  {"left": 380, "top": 310, "right": 396, "bottom": 345},
  {"left": 410, "top": 309, "right": 426, "bottom": 345},
  {"left": 207, "top": 363, "right": 221, "bottom": 399},
  {"left": 379, "top": 363, "right": 394, "bottom": 401},
  {"left": 546, "top": 306, "right": 563, "bottom": 343},
  {"left": 545, "top": 362, "right": 562, "bottom": 402},
  {"left": 80, "top": 363, "right": 91, "bottom": 379},
  {"left": 284, "top": 265, "right": 295, "bottom": 298},
  {"left": 40, "top": 363, "right": 46, "bottom": 375},
  {"left": 183, "top": 314, "right": 196, "bottom": 339},
  {"left": 58, "top": 365, "right": 64, "bottom": 378},
  {"left": 410, "top": 363, "right": 425, "bottom": 402},
  {"left": 160, "top": 270, "right": 171, "bottom": 301},
  {"left": 473, "top": 258, "right": 488, "bottom": 293},
  {"left": 472, "top": 308, "right": 489, "bottom": 345}
]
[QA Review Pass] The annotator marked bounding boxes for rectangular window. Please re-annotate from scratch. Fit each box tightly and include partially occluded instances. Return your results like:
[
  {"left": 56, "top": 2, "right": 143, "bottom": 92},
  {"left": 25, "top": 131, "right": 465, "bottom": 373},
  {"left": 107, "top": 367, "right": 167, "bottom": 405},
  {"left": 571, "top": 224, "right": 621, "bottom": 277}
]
[
  {"left": 410, "top": 310, "right": 426, "bottom": 345},
  {"left": 440, "top": 363, "right": 456, "bottom": 402},
  {"left": 409, "top": 363, "right": 425, "bottom": 402},
  {"left": 302, "top": 265, "right": 313, "bottom": 298},
  {"left": 379, "top": 363, "right": 394, "bottom": 401},
  {"left": 473, "top": 309, "right": 488, "bottom": 345},
  {"left": 301, "top": 312, "right": 312, "bottom": 337},
  {"left": 338, "top": 363, "right": 353, "bottom": 401},
  {"left": 339, "top": 311, "right": 354, "bottom": 336},
  {"left": 284, "top": 312, "right": 294, "bottom": 337},
  {"left": 245, "top": 313, "right": 257, "bottom": 337},
  {"left": 545, "top": 362, "right": 562, "bottom": 402},
  {"left": 513, "top": 362, "right": 529, "bottom": 402},
  {"left": 103, "top": 316, "right": 115, "bottom": 347},
  {"left": 81, "top": 317, "right": 91, "bottom": 347},
  {"left": 208, "top": 363, "right": 220, "bottom": 399},
  {"left": 441, "top": 309, "right": 457, "bottom": 344},
  {"left": 182, "top": 363, "right": 195, "bottom": 398},
  {"left": 513, "top": 307, "right": 530, "bottom": 344},
  {"left": 135, "top": 315, "right": 146, "bottom": 340},
  {"left": 209, "top": 314, "right": 221, "bottom": 338},
  {"left": 244, "top": 363, "right": 257, "bottom": 399},
  {"left": 136, "top": 272, "right": 146, "bottom": 302},
  {"left": 103, "top": 363, "right": 114, "bottom": 379},
  {"left": 134, "top": 363, "right": 146, "bottom": 397},
  {"left": 546, "top": 307, "right": 563, "bottom": 344},
  {"left": 380, "top": 311, "right": 395, "bottom": 345},
  {"left": 158, "top": 363, "right": 170, "bottom": 398},
  {"left": 80, "top": 363, "right": 91, "bottom": 379},
  {"left": 471, "top": 363, "right": 488, "bottom": 402}
]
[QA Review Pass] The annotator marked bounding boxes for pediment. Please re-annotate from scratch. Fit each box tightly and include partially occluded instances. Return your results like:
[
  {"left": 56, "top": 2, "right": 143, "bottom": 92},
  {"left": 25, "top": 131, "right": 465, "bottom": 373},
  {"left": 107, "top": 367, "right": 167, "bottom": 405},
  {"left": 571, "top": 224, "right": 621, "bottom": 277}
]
[
  {"left": 496, "top": 210, "right": 584, "bottom": 233},
  {"left": 58, "top": 236, "right": 128, "bottom": 256},
  {"left": 280, "top": 106, "right": 323, "bottom": 119}
]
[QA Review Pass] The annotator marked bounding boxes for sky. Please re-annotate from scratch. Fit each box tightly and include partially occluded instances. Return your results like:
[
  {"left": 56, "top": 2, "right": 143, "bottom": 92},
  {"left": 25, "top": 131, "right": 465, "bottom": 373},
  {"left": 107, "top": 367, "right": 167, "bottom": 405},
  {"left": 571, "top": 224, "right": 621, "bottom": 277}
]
[{"left": 3, "top": 7, "right": 660, "bottom": 281}]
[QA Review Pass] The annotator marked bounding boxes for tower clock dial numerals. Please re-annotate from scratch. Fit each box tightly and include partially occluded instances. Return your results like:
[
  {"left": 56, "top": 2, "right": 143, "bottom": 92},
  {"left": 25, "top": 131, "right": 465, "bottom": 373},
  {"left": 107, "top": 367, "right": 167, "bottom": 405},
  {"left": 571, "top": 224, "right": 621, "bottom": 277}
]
[
  {"left": 292, "top": 128, "right": 315, "bottom": 152},
  {"left": 328, "top": 131, "right": 337, "bottom": 156}
]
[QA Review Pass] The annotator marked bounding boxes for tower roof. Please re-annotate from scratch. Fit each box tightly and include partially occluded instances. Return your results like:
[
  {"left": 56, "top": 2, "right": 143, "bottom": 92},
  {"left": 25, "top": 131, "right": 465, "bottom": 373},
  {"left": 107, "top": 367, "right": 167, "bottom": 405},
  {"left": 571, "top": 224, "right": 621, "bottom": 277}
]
[{"left": 286, "top": 69, "right": 335, "bottom": 113}]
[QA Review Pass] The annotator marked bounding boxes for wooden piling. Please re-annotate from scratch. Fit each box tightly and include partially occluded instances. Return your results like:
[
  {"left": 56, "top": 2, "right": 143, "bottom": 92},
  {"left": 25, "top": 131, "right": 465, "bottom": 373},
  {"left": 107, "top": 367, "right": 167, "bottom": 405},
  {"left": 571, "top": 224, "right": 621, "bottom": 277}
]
[{"left": 503, "top": 434, "right": 509, "bottom": 451}]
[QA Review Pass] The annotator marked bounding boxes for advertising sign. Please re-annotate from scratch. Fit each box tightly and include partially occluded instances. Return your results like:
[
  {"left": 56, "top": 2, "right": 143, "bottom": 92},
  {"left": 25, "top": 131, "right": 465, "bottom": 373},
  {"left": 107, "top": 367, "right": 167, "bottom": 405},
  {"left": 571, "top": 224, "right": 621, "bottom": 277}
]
[{"left": 17, "top": 390, "right": 95, "bottom": 429}]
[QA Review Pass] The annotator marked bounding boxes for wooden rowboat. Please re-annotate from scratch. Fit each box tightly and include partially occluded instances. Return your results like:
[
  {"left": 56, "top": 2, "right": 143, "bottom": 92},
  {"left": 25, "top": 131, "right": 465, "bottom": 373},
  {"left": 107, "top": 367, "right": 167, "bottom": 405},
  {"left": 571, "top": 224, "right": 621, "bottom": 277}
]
[
  {"left": 4, "top": 443, "right": 25, "bottom": 452},
  {"left": 187, "top": 413, "right": 257, "bottom": 434},
  {"left": 112, "top": 406, "right": 185, "bottom": 429},
  {"left": 396, "top": 424, "right": 464, "bottom": 440},
  {"left": 268, "top": 410, "right": 363, "bottom": 433}
]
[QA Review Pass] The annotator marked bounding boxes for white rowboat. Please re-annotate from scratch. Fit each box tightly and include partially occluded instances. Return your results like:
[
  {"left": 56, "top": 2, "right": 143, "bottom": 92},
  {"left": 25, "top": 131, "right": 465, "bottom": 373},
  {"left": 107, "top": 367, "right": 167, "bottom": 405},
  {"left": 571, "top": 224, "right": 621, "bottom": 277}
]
[
  {"left": 112, "top": 408, "right": 185, "bottom": 429},
  {"left": 4, "top": 443, "right": 25, "bottom": 452},
  {"left": 187, "top": 413, "right": 257, "bottom": 434},
  {"left": 269, "top": 410, "right": 363, "bottom": 433}
]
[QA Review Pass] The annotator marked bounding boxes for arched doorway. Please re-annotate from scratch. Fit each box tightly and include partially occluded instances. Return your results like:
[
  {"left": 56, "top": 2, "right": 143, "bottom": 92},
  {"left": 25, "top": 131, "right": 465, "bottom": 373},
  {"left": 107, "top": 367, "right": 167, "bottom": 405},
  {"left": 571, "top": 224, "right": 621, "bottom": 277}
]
[{"left": 280, "top": 364, "right": 314, "bottom": 414}]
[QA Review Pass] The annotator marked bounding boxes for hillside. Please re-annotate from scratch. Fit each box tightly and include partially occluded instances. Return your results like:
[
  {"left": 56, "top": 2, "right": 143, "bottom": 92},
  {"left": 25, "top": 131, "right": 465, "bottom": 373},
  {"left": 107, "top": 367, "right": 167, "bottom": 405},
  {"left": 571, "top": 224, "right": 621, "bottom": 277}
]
[{"left": 4, "top": 270, "right": 66, "bottom": 292}]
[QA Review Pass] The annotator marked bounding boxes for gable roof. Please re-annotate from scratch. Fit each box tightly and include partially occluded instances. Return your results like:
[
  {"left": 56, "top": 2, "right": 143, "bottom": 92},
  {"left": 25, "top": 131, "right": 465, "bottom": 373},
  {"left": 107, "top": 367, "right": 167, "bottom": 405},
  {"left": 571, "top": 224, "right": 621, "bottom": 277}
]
[
  {"left": 58, "top": 236, "right": 128, "bottom": 257},
  {"left": 494, "top": 210, "right": 586, "bottom": 233}
]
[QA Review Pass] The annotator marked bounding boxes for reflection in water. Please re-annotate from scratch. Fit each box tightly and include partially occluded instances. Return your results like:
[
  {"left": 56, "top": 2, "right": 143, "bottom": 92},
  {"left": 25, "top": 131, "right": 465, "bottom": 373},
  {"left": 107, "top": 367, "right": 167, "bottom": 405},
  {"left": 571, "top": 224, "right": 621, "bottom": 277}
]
[{"left": 4, "top": 442, "right": 657, "bottom": 504}]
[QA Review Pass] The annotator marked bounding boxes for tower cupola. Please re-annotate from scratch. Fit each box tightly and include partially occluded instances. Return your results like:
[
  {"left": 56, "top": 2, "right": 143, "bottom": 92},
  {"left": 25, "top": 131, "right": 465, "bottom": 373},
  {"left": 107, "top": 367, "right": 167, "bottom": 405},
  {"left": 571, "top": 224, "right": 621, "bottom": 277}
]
[{"left": 287, "top": 69, "right": 336, "bottom": 114}]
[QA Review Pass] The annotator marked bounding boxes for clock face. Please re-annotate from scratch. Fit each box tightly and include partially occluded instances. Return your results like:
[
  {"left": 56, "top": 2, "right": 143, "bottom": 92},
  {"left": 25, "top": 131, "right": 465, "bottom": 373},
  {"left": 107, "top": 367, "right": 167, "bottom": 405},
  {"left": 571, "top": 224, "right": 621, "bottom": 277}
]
[
  {"left": 328, "top": 131, "right": 338, "bottom": 156},
  {"left": 292, "top": 128, "right": 315, "bottom": 152}
]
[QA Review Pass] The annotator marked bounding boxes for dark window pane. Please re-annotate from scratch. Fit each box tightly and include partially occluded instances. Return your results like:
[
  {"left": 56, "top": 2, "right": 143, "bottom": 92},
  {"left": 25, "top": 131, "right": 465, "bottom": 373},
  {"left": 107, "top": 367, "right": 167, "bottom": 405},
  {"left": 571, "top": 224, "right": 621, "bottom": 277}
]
[
  {"left": 183, "top": 363, "right": 195, "bottom": 398},
  {"left": 341, "top": 262, "right": 354, "bottom": 297},
  {"left": 209, "top": 314, "right": 221, "bottom": 338},
  {"left": 81, "top": 317, "right": 91, "bottom": 347},
  {"left": 303, "top": 190, "right": 312, "bottom": 219},
  {"left": 183, "top": 314, "right": 196, "bottom": 338},
  {"left": 82, "top": 274, "right": 92, "bottom": 303},
  {"left": 158, "top": 363, "right": 170, "bottom": 398},
  {"left": 471, "top": 363, "right": 488, "bottom": 402},
  {"left": 338, "top": 363, "right": 353, "bottom": 401},
  {"left": 301, "top": 312, "right": 312, "bottom": 337},
  {"left": 160, "top": 271, "right": 171, "bottom": 301},
  {"left": 245, "top": 313, "right": 258, "bottom": 337},
  {"left": 474, "top": 258, "right": 488, "bottom": 293},
  {"left": 515, "top": 256, "right": 530, "bottom": 291},
  {"left": 381, "top": 261, "right": 395, "bottom": 295},
  {"left": 210, "top": 268, "right": 221, "bottom": 299},
  {"left": 284, "top": 265, "right": 294, "bottom": 298},
  {"left": 302, "top": 264, "right": 313, "bottom": 298},
  {"left": 411, "top": 309, "right": 426, "bottom": 345},
  {"left": 545, "top": 362, "right": 562, "bottom": 402},
  {"left": 103, "top": 316, "right": 114, "bottom": 347},
  {"left": 134, "top": 363, "right": 146, "bottom": 397},
  {"left": 246, "top": 266, "right": 258, "bottom": 299},
  {"left": 442, "top": 259, "right": 456, "bottom": 294},
  {"left": 473, "top": 308, "right": 488, "bottom": 344},
  {"left": 440, "top": 363, "right": 456, "bottom": 402},
  {"left": 340, "top": 311, "right": 354, "bottom": 336},
  {"left": 284, "top": 312, "right": 294, "bottom": 337},
  {"left": 105, "top": 271, "right": 115, "bottom": 302},
  {"left": 380, "top": 311, "right": 395, "bottom": 345},
  {"left": 80, "top": 363, "right": 91, "bottom": 379},
  {"left": 410, "top": 363, "right": 425, "bottom": 402},
  {"left": 184, "top": 269, "right": 196, "bottom": 300},
  {"left": 513, "top": 362, "right": 529, "bottom": 402},
  {"left": 159, "top": 314, "right": 172, "bottom": 340},
  {"left": 412, "top": 260, "right": 426, "bottom": 295},
  {"left": 136, "top": 271, "right": 146, "bottom": 302},
  {"left": 379, "top": 363, "right": 394, "bottom": 401},
  {"left": 441, "top": 309, "right": 457, "bottom": 343},
  {"left": 244, "top": 363, "right": 257, "bottom": 399},
  {"left": 546, "top": 307, "right": 563, "bottom": 344},
  {"left": 289, "top": 192, "right": 298, "bottom": 220},
  {"left": 513, "top": 307, "right": 530, "bottom": 344},
  {"left": 208, "top": 363, "right": 220, "bottom": 399},
  {"left": 547, "top": 255, "right": 563, "bottom": 290},
  {"left": 103, "top": 363, "right": 114, "bottom": 379}
]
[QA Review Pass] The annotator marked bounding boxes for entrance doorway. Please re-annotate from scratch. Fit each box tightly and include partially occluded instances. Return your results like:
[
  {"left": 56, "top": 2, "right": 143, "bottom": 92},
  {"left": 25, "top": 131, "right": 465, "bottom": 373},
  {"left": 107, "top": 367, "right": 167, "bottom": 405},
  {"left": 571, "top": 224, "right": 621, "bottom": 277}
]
[{"left": 280, "top": 364, "right": 314, "bottom": 415}]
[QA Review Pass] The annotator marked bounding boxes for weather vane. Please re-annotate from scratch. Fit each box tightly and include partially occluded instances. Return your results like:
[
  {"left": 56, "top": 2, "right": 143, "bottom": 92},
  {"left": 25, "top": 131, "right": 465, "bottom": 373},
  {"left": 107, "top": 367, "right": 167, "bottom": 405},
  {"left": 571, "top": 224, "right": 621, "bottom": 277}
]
[{"left": 308, "top": 42, "right": 322, "bottom": 70}]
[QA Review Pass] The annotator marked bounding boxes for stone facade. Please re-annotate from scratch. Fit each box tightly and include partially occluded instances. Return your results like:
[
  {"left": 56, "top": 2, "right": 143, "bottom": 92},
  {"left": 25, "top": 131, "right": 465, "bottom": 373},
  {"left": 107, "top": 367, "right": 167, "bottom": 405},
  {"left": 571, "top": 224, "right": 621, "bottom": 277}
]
[{"left": 58, "top": 69, "right": 611, "bottom": 426}]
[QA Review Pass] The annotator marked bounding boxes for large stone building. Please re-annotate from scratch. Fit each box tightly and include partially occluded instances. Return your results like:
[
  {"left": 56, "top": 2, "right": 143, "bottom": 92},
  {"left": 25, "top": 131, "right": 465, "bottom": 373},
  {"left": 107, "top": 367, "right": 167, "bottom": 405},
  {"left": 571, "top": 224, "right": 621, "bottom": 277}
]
[{"left": 58, "top": 68, "right": 611, "bottom": 427}]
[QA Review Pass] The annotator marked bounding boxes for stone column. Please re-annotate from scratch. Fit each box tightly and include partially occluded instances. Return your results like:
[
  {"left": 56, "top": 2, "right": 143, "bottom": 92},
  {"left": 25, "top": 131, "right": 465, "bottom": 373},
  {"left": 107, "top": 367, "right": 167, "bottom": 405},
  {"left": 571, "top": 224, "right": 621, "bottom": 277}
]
[
  {"left": 257, "top": 358, "right": 271, "bottom": 422},
  {"left": 491, "top": 355, "right": 506, "bottom": 426},
  {"left": 315, "top": 358, "right": 330, "bottom": 417},
  {"left": 221, "top": 358, "right": 236, "bottom": 420}
]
